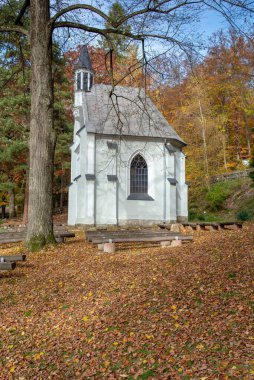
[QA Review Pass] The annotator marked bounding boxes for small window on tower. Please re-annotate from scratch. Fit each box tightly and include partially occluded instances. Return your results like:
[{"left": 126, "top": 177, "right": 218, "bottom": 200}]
[
  {"left": 77, "top": 72, "right": 81, "bottom": 90},
  {"left": 83, "top": 72, "right": 88, "bottom": 91},
  {"left": 89, "top": 74, "right": 93, "bottom": 90}
]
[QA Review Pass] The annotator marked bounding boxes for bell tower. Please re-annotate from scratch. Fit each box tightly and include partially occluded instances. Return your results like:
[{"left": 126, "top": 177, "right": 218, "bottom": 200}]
[{"left": 74, "top": 45, "right": 93, "bottom": 92}]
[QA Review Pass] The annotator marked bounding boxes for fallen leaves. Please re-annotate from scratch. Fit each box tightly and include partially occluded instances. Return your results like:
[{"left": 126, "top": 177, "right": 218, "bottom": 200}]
[{"left": 0, "top": 225, "right": 253, "bottom": 379}]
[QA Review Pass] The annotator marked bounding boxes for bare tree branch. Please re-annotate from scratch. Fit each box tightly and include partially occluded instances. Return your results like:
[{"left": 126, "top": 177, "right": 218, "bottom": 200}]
[
  {"left": 0, "top": 66, "right": 24, "bottom": 92},
  {"left": 0, "top": 25, "right": 29, "bottom": 36},
  {"left": 113, "top": 0, "right": 204, "bottom": 28},
  {"left": 50, "top": 4, "right": 110, "bottom": 25},
  {"left": 53, "top": 21, "right": 182, "bottom": 45},
  {"left": 222, "top": 0, "right": 254, "bottom": 13}
]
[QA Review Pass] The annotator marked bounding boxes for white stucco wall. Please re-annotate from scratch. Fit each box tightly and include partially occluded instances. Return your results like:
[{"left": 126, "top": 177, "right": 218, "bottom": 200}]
[
  {"left": 93, "top": 136, "right": 186, "bottom": 225},
  {"left": 68, "top": 133, "right": 188, "bottom": 226}
]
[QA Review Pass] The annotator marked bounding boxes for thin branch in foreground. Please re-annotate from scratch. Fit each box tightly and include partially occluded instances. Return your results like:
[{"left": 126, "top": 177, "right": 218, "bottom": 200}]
[{"left": 15, "top": 0, "right": 30, "bottom": 25}]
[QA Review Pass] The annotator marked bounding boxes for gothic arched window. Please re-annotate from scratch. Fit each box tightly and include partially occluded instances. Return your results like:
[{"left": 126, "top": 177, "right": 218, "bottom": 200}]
[{"left": 130, "top": 154, "right": 148, "bottom": 194}]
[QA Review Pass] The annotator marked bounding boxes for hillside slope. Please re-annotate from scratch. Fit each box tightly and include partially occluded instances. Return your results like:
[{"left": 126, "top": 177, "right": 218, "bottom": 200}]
[{"left": 189, "top": 177, "right": 254, "bottom": 222}]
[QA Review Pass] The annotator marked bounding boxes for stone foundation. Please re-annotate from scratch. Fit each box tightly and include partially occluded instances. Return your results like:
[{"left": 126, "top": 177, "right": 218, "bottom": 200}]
[{"left": 177, "top": 216, "right": 188, "bottom": 223}]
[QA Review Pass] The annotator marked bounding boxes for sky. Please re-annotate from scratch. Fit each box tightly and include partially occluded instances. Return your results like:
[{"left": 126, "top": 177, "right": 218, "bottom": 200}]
[
  {"left": 198, "top": 10, "right": 226, "bottom": 37},
  {"left": 56, "top": 1, "right": 252, "bottom": 58}
]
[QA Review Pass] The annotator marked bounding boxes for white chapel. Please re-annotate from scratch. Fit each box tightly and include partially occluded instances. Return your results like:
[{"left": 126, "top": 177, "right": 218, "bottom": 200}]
[{"left": 68, "top": 46, "right": 188, "bottom": 226}]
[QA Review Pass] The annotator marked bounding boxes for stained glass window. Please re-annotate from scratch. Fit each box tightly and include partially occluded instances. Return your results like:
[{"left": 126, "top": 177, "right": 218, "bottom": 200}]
[{"left": 130, "top": 154, "right": 148, "bottom": 194}]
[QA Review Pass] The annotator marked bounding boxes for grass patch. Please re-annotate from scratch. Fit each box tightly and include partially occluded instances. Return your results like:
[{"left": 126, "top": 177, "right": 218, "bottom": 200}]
[
  {"left": 205, "top": 180, "right": 241, "bottom": 211},
  {"left": 189, "top": 178, "right": 254, "bottom": 221}
]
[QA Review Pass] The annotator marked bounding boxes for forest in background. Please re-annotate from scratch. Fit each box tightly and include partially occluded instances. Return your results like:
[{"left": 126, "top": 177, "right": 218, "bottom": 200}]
[{"left": 1, "top": 26, "right": 254, "bottom": 219}]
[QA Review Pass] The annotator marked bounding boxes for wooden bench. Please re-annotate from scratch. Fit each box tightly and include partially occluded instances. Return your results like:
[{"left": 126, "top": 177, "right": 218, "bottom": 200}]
[
  {"left": 0, "top": 231, "right": 75, "bottom": 245},
  {"left": 182, "top": 222, "right": 243, "bottom": 231},
  {"left": 0, "top": 255, "right": 26, "bottom": 273},
  {"left": 86, "top": 229, "right": 193, "bottom": 252},
  {"left": 0, "top": 255, "right": 26, "bottom": 262},
  {"left": 54, "top": 232, "right": 76, "bottom": 243},
  {"left": 219, "top": 222, "right": 243, "bottom": 229},
  {"left": 0, "top": 262, "right": 16, "bottom": 271},
  {"left": 91, "top": 235, "right": 193, "bottom": 244},
  {"left": 86, "top": 230, "right": 182, "bottom": 242}
]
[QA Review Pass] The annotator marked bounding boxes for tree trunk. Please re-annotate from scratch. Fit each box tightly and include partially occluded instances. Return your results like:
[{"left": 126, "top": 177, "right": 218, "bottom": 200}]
[
  {"left": 23, "top": 175, "right": 29, "bottom": 225},
  {"left": 8, "top": 187, "right": 16, "bottom": 218},
  {"left": 198, "top": 99, "right": 210, "bottom": 187},
  {"left": 234, "top": 110, "right": 241, "bottom": 161},
  {"left": 26, "top": 0, "right": 56, "bottom": 249},
  {"left": 243, "top": 111, "right": 251, "bottom": 157},
  {"left": 221, "top": 134, "right": 228, "bottom": 170},
  {"left": 1, "top": 206, "right": 6, "bottom": 219},
  {"left": 60, "top": 168, "right": 64, "bottom": 210}
]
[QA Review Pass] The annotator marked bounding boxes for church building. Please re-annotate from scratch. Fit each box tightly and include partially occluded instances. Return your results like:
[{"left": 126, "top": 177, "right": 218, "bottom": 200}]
[{"left": 68, "top": 46, "right": 188, "bottom": 226}]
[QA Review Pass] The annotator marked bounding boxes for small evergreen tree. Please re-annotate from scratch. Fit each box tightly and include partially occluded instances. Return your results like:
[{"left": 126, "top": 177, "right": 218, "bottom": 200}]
[{"left": 100, "top": 1, "right": 131, "bottom": 58}]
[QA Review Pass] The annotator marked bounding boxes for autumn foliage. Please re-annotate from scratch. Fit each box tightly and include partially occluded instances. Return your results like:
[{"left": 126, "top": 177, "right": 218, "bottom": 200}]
[
  {"left": 0, "top": 225, "right": 253, "bottom": 378},
  {"left": 150, "top": 31, "right": 254, "bottom": 186},
  {"left": 65, "top": 45, "right": 145, "bottom": 90}
]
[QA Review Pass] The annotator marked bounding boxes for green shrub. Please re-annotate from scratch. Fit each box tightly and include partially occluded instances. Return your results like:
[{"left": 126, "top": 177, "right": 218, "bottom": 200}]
[
  {"left": 189, "top": 210, "right": 198, "bottom": 221},
  {"left": 236, "top": 210, "right": 250, "bottom": 221},
  {"left": 189, "top": 209, "right": 205, "bottom": 221},
  {"left": 205, "top": 184, "right": 231, "bottom": 211},
  {"left": 236, "top": 197, "right": 254, "bottom": 221}
]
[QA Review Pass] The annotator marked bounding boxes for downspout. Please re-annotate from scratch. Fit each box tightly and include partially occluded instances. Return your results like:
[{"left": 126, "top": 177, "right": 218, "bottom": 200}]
[
  {"left": 163, "top": 140, "right": 167, "bottom": 223},
  {"left": 94, "top": 135, "right": 97, "bottom": 226},
  {"left": 116, "top": 150, "right": 119, "bottom": 226},
  {"left": 175, "top": 151, "right": 178, "bottom": 222}
]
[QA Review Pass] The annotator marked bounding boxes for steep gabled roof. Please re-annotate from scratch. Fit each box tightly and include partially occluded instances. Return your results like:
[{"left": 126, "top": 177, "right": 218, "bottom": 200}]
[
  {"left": 75, "top": 45, "right": 93, "bottom": 71},
  {"left": 82, "top": 84, "right": 185, "bottom": 144}
]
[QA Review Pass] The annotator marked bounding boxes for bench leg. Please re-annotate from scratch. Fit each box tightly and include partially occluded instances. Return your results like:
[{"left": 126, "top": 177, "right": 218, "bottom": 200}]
[
  {"left": 56, "top": 237, "right": 64, "bottom": 243},
  {"left": 103, "top": 243, "right": 116, "bottom": 253},
  {"left": 171, "top": 240, "right": 182, "bottom": 247},
  {"left": 160, "top": 241, "right": 171, "bottom": 247}
]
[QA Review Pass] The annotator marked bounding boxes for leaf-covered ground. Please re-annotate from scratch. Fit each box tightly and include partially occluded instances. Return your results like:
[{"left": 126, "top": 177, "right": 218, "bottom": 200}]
[{"left": 0, "top": 225, "right": 253, "bottom": 380}]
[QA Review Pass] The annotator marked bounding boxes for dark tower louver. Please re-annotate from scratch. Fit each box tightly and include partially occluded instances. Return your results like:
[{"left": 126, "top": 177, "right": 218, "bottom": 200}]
[{"left": 74, "top": 45, "right": 93, "bottom": 92}]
